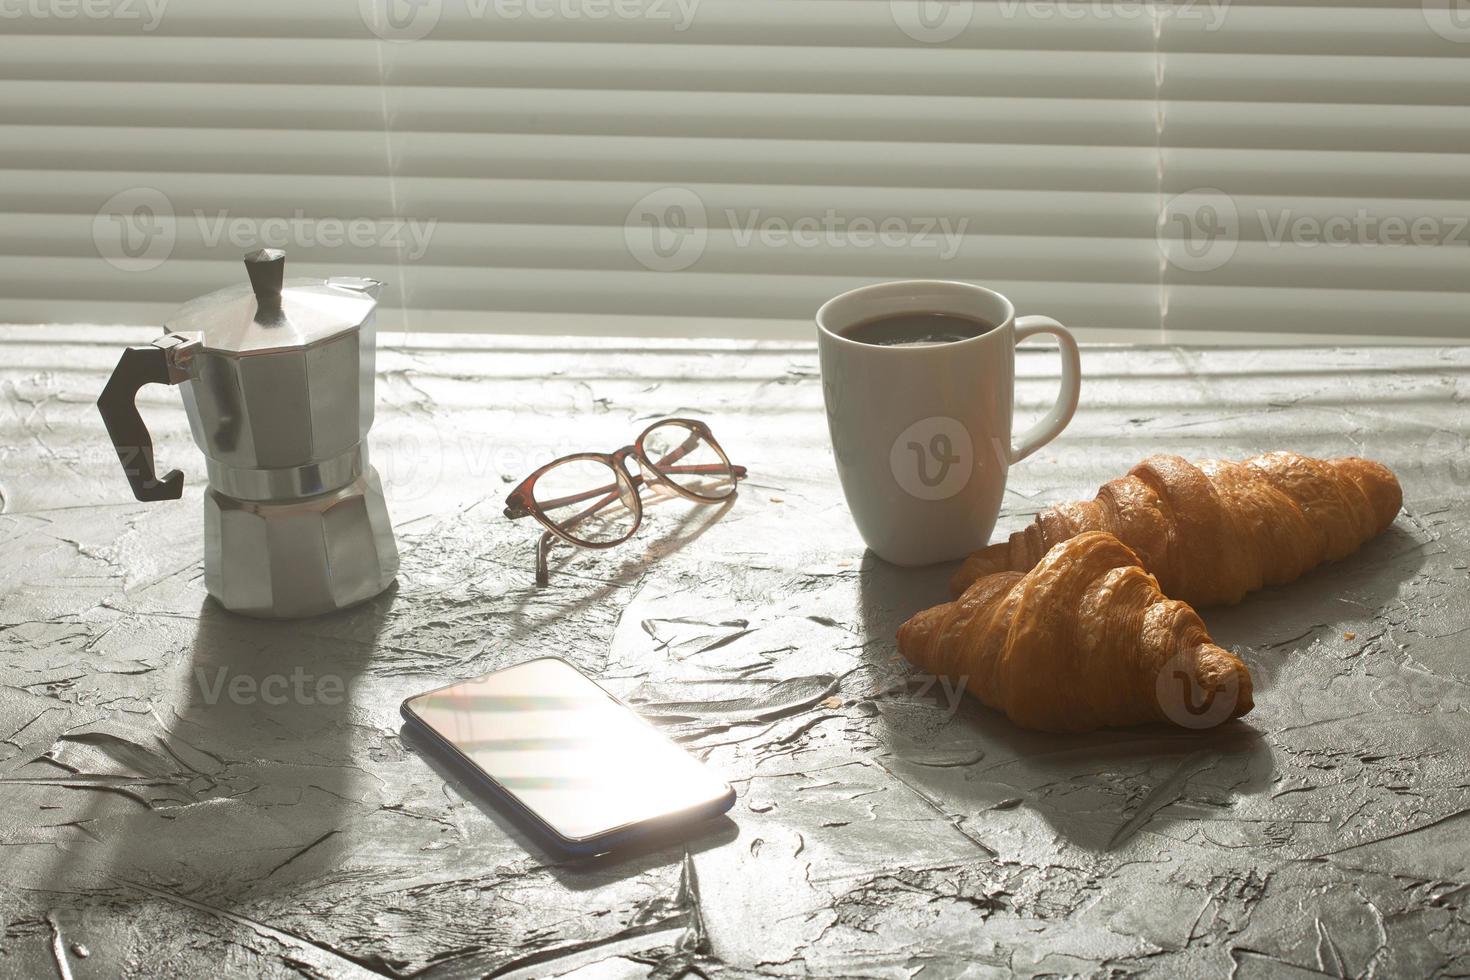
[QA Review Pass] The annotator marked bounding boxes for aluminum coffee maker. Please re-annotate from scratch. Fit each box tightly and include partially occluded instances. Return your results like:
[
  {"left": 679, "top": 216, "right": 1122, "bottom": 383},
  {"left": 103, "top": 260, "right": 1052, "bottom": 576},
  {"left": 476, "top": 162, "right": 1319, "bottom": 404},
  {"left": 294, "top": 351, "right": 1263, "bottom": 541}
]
[{"left": 98, "top": 249, "right": 399, "bottom": 618}]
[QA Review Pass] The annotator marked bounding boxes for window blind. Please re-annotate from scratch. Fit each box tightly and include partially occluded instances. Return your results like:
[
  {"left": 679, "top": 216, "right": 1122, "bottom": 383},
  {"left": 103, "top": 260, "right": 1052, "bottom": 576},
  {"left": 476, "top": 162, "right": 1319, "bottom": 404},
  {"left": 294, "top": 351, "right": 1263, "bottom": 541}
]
[
  {"left": 1157, "top": 0, "right": 1470, "bottom": 341},
  {"left": 1, "top": 0, "right": 1465, "bottom": 342}
]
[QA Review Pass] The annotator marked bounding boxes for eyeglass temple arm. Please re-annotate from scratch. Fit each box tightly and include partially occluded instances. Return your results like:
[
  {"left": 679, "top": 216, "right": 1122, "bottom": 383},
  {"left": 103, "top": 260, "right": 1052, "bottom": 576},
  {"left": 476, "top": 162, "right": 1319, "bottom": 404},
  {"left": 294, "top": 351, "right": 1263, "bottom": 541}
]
[
  {"left": 520, "top": 473, "right": 644, "bottom": 519},
  {"left": 535, "top": 484, "right": 631, "bottom": 585},
  {"left": 511, "top": 462, "right": 742, "bottom": 517},
  {"left": 533, "top": 461, "right": 747, "bottom": 584},
  {"left": 536, "top": 531, "right": 556, "bottom": 587},
  {"left": 645, "top": 431, "right": 743, "bottom": 479}
]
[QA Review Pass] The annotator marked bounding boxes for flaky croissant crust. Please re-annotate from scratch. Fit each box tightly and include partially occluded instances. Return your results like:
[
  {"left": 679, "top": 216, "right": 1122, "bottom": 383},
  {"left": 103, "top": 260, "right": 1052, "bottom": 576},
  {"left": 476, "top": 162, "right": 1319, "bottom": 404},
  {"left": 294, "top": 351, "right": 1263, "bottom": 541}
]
[
  {"left": 900, "top": 531, "right": 1253, "bottom": 733},
  {"left": 951, "top": 452, "right": 1402, "bottom": 607}
]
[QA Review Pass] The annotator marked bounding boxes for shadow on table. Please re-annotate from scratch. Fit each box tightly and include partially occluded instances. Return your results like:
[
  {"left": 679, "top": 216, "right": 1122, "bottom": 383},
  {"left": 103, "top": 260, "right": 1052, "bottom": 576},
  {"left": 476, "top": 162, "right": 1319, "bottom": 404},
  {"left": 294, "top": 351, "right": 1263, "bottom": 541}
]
[
  {"left": 853, "top": 550, "right": 1274, "bottom": 854},
  {"left": 33, "top": 587, "right": 399, "bottom": 911},
  {"left": 398, "top": 722, "right": 738, "bottom": 890},
  {"left": 1202, "top": 522, "right": 1432, "bottom": 655},
  {"left": 546, "top": 491, "right": 736, "bottom": 581},
  {"left": 491, "top": 494, "right": 737, "bottom": 653}
]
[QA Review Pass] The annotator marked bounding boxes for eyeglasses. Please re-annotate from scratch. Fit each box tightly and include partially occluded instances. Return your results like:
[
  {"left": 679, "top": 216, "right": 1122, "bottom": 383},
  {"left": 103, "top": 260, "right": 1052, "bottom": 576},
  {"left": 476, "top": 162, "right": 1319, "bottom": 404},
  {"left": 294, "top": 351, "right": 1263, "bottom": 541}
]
[{"left": 504, "top": 418, "right": 747, "bottom": 585}]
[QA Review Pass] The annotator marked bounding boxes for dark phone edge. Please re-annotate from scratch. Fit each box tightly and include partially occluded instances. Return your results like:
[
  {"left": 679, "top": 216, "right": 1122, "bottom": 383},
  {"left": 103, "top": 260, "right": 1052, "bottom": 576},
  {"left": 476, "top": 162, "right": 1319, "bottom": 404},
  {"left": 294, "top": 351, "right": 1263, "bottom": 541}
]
[{"left": 399, "top": 658, "right": 736, "bottom": 858}]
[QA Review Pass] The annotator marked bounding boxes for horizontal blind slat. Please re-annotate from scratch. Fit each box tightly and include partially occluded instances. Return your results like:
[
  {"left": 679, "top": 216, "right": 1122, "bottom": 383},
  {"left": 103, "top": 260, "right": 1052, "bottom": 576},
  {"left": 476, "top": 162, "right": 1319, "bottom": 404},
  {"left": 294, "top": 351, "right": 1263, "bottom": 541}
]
[
  {"left": 1160, "top": 5, "right": 1467, "bottom": 56},
  {"left": 0, "top": 175, "right": 1158, "bottom": 230},
  {"left": 0, "top": 128, "right": 1158, "bottom": 189},
  {"left": 0, "top": 257, "right": 1161, "bottom": 327},
  {"left": 1163, "top": 285, "right": 1470, "bottom": 339},
  {"left": 0, "top": 82, "right": 1164, "bottom": 145},
  {"left": 0, "top": 37, "right": 1159, "bottom": 99},
  {"left": 1163, "top": 148, "right": 1470, "bottom": 200},
  {"left": 0, "top": 0, "right": 1162, "bottom": 48},
  {"left": 1160, "top": 53, "right": 1470, "bottom": 107}
]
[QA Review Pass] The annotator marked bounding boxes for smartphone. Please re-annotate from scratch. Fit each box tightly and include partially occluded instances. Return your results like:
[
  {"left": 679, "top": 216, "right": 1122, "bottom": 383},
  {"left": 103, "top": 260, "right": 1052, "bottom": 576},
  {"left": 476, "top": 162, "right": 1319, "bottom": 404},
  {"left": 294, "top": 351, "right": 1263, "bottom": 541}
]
[{"left": 401, "top": 657, "right": 735, "bottom": 855}]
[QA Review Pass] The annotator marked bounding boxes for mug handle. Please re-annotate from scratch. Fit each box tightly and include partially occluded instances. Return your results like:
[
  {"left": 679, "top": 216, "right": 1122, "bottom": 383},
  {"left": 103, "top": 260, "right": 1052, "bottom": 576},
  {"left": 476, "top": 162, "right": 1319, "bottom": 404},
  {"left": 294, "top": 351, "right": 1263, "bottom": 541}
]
[{"left": 1009, "top": 315, "right": 1081, "bottom": 465}]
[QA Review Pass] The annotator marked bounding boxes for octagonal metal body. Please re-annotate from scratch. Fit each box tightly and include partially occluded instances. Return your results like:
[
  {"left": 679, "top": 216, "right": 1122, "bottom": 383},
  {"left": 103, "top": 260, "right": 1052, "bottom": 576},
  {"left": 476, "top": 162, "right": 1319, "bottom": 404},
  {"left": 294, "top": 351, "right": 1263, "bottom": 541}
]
[
  {"left": 203, "top": 470, "right": 397, "bottom": 619},
  {"left": 163, "top": 259, "right": 397, "bottom": 618}
]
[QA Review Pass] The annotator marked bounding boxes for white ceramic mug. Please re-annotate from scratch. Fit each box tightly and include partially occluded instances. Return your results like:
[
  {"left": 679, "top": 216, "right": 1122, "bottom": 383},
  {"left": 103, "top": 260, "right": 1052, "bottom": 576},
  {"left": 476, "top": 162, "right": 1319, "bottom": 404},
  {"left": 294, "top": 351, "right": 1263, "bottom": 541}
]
[{"left": 816, "top": 280, "right": 1081, "bottom": 566}]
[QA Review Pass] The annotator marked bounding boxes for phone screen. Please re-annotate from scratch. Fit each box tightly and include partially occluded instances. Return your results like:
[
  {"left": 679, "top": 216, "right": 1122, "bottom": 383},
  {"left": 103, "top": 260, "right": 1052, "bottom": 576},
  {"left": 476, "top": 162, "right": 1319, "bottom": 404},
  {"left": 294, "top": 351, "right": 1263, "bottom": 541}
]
[{"left": 403, "top": 658, "right": 733, "bottom": 844}]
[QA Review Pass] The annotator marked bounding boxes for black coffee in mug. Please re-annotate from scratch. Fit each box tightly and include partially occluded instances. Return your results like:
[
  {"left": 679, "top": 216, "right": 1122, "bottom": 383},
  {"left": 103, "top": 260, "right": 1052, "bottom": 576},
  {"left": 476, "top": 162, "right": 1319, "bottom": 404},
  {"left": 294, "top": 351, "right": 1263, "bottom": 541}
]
[{"left": 839, "top": 311, "right": 997, "bottom": 348}]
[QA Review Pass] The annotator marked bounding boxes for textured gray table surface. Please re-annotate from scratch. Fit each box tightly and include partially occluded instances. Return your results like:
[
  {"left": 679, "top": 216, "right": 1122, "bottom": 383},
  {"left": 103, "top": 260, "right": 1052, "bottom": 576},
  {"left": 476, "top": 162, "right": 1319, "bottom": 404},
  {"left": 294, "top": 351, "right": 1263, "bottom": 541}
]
[{"left": 1, "top": 327, "right": 1467, "bottom": 979}]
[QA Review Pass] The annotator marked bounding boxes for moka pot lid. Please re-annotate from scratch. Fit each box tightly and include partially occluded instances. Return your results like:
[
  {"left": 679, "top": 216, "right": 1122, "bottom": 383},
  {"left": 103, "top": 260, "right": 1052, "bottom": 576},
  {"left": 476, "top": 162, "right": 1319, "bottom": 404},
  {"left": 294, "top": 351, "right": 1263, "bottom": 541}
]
[{"left": 164, "top": 249, "right": 382, "bottom": 355}]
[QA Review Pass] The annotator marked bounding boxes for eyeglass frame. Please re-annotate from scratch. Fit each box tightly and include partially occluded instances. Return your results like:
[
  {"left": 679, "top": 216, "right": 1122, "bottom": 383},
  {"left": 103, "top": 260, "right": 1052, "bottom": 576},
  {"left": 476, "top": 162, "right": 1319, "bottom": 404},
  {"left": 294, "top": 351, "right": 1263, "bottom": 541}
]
[{"left": 503, "top": 418, "right": 747, "bottom": 585}]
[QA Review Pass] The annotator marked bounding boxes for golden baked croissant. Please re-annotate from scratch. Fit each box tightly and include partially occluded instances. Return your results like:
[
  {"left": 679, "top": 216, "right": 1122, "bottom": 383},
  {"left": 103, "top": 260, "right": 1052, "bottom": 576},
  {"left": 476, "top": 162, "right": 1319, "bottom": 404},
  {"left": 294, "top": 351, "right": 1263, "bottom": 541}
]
[
  {"left": 951, "top": 452, "right": 1401, "bottom": 607},
  {"left": 899, "top": 531, "right": 1253, "bottom": 733}
]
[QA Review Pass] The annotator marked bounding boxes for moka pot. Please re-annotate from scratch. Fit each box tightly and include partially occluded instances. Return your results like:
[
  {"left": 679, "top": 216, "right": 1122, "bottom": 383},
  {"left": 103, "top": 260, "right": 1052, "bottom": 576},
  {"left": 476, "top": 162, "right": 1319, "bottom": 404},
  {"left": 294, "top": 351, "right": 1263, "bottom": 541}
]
[{"left": 97, "top": 249, "right": 398, "bottom": 618}]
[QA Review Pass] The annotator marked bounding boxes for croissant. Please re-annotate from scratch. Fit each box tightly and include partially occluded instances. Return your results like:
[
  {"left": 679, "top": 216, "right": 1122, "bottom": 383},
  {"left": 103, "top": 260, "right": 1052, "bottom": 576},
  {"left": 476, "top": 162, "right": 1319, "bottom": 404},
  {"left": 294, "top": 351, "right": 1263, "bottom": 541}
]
[
  {"left": 899, "top": 531, "right": 1253, "bottom": 733},
  {"left": 951, "top": 452, "right": 1401, "bottom": 607}
]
